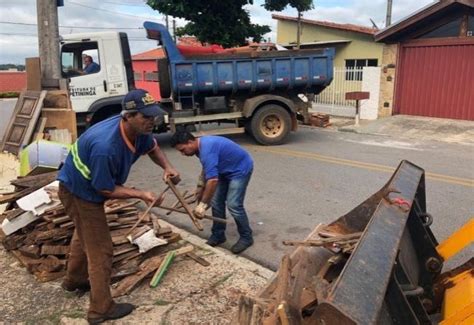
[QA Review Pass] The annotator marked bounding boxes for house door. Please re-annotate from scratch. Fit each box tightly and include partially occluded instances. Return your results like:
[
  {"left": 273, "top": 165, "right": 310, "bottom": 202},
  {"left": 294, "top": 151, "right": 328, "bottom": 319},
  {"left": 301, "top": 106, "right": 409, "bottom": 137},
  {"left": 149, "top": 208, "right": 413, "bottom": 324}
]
[{"left": 395, "top": 38, "right": 474, "bottom": 120}]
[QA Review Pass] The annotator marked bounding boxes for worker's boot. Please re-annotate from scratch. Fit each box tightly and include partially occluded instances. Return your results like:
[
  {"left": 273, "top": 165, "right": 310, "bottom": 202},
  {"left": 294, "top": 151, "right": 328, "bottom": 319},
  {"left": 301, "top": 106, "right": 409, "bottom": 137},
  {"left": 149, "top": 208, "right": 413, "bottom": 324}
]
[
  {"left": 87, "top": 303, "right": 135, "bottom": 324},
  {"left": 231, "top": 238, "right": 253, "bottom": 254},
  {"left": 61, "top": 280, "right": 91, "bottom": 292},
  {"left": 206, "top": 235, "right": 226, "bottom": 247}
]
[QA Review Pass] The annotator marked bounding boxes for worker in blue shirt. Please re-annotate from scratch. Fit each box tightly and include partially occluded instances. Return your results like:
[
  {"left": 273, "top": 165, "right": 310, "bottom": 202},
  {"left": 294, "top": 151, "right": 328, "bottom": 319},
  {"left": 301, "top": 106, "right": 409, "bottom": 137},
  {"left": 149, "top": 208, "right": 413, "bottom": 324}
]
[
  {"left": 82, "top": 55, "right": 100, "bottom": 74},
  {"left": 57, "top": 89, "right": 179, "bottom": 324},
  {"left": 170, "top": 131, "right": 254, "bottom": 254}
]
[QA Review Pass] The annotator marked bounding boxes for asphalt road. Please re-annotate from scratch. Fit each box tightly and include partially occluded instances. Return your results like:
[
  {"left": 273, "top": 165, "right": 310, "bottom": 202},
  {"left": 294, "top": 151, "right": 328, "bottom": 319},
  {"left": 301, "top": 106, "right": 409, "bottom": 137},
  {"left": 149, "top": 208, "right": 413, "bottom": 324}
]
[{"left": 128, "top": 126, "right": 474, "bottom": 271}]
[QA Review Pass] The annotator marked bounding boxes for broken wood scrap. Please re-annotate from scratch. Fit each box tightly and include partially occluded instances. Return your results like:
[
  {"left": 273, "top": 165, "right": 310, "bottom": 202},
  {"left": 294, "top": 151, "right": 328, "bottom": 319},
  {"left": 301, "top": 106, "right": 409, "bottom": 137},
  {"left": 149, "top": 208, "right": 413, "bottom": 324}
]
[
  {"left": 282, "top": 232, "right": 362, "bottom": 247},
  {"left": 111, "top": 244, "right": 194, "bottom": 298},
  {"left": 113, "top": 243, "right": 138, "bottom": 257},
  {"left": 235, "top": 224, "right": 333, "bottom": 324},
  {"left": 104, "top": 200, "right": 140, "bottom": 214},
  {"left": 165, "top": 190, "right": 194, "bottom": 215},
  {"left": 3, "top": 208, "right": 25, "bottom": 222},
  {"left": 1, "top": 184, "right": 182, "bottom": 297},
  {"left": 165, "top": 178, "right": 203, "bottom": 231},
  {"left": 157, "top": 204, "right": 228, "bottom": 224},
  {"left": 19, "top": 244, "right": 41, "bottom": 258},
  {"left": 51, "top": 215, "right": 70, "bottom": 225},
  {"left": 113, "top": 250, "right": 142, "bottom": 265},
  {"left": 10, "top": 171, "right": 58, "bottom": 189},
  {"left": 185, "top": 252, "right": 210, "bottom": 267},
  {"left": 151, "top": 214, "right": 161, "bottom": 234},
  {"left": 41, "top": 245, "right": 70, "bottom": 256}
]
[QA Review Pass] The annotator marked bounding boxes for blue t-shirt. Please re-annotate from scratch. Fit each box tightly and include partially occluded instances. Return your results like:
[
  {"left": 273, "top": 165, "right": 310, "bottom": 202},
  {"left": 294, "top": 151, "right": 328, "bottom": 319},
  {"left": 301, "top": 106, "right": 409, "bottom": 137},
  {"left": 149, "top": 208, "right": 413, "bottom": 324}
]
[
  {"left": 84, "top": 62, "right": 100, "bottom": 74},
  {"left": 57, "top": 115, "right": 156, "bottom": 203},
  {"left": 198, "top": 136, "right": 253, "bottom": 181}
]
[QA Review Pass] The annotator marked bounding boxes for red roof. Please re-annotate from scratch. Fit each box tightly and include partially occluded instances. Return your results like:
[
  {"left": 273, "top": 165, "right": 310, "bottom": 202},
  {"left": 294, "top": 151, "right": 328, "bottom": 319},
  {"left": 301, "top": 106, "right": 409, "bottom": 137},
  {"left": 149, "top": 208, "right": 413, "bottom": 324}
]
[
  {"left": 272, "top": 14, "right": 378, "bottom": 36},
  {"left": 132, "top": 48, "right": 165, "bottom": 61},
  {"left": 0, "top": 71, "right": 26, "bottom": 92}
]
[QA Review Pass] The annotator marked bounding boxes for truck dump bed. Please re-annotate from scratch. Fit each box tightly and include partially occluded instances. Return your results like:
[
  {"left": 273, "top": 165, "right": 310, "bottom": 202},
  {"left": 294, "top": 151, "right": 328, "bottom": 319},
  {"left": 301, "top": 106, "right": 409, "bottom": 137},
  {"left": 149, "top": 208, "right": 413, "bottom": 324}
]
[{"left": 144, "top": 21, "right": 334, "bottom": 96}]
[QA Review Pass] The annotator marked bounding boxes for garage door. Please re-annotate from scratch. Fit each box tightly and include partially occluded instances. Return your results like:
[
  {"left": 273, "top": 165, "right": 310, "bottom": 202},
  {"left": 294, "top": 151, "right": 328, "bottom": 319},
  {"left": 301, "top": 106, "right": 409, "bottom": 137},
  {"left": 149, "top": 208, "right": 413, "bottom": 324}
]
[{"left": 395, "top": 39, "right": 474, "bottom": 120}]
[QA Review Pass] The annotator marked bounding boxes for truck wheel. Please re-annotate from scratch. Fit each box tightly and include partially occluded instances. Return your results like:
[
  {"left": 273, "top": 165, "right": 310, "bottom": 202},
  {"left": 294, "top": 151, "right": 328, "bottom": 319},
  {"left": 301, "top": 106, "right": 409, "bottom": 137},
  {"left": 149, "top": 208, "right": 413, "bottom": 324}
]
[
  {"left": 158, "top": 58, "right": 171, "bottom": 98},
  {"left": 251, "top": 104, "right": 291, "bottom": 145}
]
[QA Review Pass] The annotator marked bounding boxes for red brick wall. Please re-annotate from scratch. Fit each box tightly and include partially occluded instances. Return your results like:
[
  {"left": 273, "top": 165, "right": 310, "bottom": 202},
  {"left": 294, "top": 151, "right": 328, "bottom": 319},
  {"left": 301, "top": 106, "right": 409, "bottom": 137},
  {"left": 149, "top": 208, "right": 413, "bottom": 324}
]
[{"left": 0, "top": 71, "right": 26, "bottom": 92}]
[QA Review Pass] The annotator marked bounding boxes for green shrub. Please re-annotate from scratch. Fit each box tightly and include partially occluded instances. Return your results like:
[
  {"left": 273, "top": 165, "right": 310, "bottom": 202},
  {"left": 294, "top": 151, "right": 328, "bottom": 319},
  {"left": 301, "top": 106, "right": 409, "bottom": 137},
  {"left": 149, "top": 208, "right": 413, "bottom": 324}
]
[{"left": 0, "top": 92, "right": 20, "bottom": 98}]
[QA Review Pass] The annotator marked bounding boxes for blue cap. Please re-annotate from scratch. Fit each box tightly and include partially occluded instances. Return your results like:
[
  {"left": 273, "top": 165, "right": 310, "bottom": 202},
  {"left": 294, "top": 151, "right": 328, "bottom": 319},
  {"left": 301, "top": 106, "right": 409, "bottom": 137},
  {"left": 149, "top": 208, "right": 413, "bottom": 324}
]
[{"left": 122, "top": 89, "right": 165, "bottom": 117}]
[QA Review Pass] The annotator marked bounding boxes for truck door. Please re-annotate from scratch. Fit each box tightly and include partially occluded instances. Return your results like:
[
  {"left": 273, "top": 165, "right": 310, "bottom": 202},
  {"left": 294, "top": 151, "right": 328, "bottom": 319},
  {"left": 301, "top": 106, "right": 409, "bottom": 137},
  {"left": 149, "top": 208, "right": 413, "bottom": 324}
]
[{"left": 61, "top": 40, "right": 108, "bottom": 114}]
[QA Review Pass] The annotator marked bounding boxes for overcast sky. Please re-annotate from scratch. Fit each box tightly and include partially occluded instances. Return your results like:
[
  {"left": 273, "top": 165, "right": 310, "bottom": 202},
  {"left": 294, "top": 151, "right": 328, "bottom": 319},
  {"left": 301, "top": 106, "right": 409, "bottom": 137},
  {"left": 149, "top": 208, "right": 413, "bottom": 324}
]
[{"left": 0, "top": 0, "right": 435, "bottom": 64}]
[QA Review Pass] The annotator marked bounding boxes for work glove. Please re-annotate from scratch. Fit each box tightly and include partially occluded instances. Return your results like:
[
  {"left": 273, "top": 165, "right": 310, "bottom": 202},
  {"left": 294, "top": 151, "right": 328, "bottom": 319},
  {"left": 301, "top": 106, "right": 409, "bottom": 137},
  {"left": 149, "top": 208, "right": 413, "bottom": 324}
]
[{"left": 193, "top": 202, "right": 208, "bottom": 219}]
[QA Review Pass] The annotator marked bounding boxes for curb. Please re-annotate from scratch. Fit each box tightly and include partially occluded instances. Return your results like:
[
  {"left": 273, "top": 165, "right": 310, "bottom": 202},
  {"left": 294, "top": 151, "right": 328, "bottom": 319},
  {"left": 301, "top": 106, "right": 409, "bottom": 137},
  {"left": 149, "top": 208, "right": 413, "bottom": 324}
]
[{"left": 157, "top": 218, "right": 274, "bottom": 279}]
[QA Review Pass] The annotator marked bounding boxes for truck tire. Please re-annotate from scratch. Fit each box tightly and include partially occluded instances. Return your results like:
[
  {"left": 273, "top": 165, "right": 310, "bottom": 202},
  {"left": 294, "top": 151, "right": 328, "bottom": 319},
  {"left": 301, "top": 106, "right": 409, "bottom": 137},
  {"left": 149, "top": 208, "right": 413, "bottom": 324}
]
[
  {"left": 250, "top": 104, "right": 291, "bottom": 145},
  {"left": 158, "top": 58, "right": 171, "bottom": 98}
]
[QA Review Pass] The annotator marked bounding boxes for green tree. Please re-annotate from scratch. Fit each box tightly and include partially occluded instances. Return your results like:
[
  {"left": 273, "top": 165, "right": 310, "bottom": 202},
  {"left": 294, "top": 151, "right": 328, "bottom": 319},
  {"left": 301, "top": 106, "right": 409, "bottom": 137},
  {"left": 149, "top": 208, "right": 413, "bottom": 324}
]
[
  {"left": 147, "top": 0, "right": 271, "bottom": 47},
  {"left": 263, "top": 0, "right": 314, "bottom": 48}
]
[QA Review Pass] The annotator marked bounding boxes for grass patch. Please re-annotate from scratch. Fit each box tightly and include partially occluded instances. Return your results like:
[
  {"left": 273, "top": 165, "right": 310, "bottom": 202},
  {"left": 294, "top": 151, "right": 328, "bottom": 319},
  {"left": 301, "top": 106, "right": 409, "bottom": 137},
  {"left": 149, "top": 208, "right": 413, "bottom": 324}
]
[
  {"left": 63, "top": 308, "right": 86, "bottom": 319},
  {"left": 0, "top": 92, "right": 19, "bottom": 98},
  {"left": 25, "top": 308, "right": 86, "bottom": 324},
  {"left": 210, "top": 272, "right": 234, "bottom": 289},
  {"left": 154, "top": 299, "right": 171, "bottom": 306}
]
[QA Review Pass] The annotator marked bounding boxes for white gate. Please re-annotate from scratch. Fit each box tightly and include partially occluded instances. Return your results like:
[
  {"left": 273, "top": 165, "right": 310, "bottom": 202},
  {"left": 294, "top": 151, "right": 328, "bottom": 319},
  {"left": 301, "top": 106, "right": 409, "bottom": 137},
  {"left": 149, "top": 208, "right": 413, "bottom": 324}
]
[{"left": 313, "top": 67, "right": 364, "bottom": 117}]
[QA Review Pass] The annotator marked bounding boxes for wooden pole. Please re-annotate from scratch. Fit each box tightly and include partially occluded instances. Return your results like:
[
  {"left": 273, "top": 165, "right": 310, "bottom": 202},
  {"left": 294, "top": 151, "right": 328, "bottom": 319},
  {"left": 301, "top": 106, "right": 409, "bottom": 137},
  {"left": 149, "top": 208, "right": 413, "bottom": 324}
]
[{"left": 36, "top": 0, "right": 61, "bottom": 81}]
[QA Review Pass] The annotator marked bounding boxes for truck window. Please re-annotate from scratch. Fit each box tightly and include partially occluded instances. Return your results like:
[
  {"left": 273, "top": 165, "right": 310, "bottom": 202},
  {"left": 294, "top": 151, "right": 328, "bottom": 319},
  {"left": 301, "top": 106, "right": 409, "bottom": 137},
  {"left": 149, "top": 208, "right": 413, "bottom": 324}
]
[{"left": 61, "top": 41, "right": 101, "bottom": 78}]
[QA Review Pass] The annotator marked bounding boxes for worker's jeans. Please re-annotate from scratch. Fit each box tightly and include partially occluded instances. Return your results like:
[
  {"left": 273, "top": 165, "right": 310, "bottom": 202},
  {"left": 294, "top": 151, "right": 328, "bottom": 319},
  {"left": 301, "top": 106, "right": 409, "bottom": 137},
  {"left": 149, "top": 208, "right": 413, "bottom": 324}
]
[
  {"left": 58, "top": 183, "right": 114, "bottom": 319},
  {"left": 211, "top": 171, "right": 253, "bottom": 243}
]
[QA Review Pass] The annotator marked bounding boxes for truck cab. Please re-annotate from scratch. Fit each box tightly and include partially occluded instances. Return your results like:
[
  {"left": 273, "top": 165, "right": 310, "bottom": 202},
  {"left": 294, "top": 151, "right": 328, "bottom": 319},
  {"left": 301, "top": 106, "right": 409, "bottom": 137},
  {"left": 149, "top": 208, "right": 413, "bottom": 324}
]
[{"left": 60, "top": 32, "right": 135, "bottom": 130}]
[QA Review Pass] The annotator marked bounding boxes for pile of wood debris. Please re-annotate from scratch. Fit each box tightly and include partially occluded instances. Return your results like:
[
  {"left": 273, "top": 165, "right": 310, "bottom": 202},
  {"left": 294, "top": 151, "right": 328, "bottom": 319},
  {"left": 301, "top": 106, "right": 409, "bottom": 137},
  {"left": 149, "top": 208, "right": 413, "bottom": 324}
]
[{"left": 0, "top": 171, "right": 209, "bottom": 297}]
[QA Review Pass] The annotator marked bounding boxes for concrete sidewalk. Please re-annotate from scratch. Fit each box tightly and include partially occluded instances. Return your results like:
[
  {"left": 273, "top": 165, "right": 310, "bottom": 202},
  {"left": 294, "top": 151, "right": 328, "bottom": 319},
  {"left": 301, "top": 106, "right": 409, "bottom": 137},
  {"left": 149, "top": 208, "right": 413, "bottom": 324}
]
[
  {"left": 329, "top": 115, "right": 474, "bottom": 145},
  {"left": 0, "top": 219, "right": 274, "bottom": 324}
]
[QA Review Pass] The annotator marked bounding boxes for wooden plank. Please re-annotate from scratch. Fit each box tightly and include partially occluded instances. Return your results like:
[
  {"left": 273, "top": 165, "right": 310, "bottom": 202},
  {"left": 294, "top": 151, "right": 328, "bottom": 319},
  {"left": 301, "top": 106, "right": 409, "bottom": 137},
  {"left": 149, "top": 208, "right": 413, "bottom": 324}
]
[
  {"left": 43, "top": 90, "right": 71, "bottom": 110},
  {"left": 41, "top": 108, "right": 77, "bottom": 142},
  {"left": 112, "top": 250, "right": 141, "bottom": 264},
  {"left": 113, "top": 243, "right": 137, "bottom": 256},
  {"left": 104, "top": 200, "right": 140, "bottom": 214},
  {"left": 41, "top": 245, "right": 70, "bottom": 256},
  {"left": 185, "top": 252, "right": 210, "bottom": 267},
  {"left": 1, "top": 90, "right": 47, "bottom": 155},
  {"left": 10, "top": 171, "right": 58, "bottom": 188},
  {"left": 25, "top": 57, "right": 41, "bottom": 91},
  {"left": 35, "top": 270, "right": 66, "bottom": 283},
  {"left": 33, "top": 117, "right": 47, "bottom": 141},
  {"left": 3, "top": 208, "right": 25, "bottom": 221},
  {"left": 51, "top": 215, "right": 71, "bottom": 225},
  {"left": 18, "top": 245, "right": 41, "bottom": 258}
]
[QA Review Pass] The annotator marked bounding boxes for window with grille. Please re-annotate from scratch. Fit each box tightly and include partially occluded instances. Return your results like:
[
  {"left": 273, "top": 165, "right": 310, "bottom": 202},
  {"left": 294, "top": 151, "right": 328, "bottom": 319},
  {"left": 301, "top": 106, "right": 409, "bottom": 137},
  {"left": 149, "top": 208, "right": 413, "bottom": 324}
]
[
  {"left": 145, "top": 71, "right": 159, "bottom": 81},
  {"left": 345, "top": 59, "right": 378, "bottom": 81},
  {"left": 134, "top": 71, "right": 143, "bottom": 81}
]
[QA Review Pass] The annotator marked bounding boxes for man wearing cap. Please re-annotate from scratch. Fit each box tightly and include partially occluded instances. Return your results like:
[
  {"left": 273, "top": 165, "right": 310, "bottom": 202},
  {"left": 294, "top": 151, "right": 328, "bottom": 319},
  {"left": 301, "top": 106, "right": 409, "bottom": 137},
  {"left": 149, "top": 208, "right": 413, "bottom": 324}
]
[{"left": 57, "top": 89, "right": 179, "bottom": 324}]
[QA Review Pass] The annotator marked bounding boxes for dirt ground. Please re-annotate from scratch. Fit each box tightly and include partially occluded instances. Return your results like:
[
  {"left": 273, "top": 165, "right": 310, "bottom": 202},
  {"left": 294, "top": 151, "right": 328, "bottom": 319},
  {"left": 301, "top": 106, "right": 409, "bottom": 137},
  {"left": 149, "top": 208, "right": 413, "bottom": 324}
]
[{"left": 0, "top": 221, "right": 274, "bottom": 324}]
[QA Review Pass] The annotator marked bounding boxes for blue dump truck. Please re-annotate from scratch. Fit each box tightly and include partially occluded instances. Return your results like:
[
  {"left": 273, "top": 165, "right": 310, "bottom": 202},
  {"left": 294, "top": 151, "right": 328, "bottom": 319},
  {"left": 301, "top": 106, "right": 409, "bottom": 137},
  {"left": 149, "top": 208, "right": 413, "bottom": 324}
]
[{"left": 144, "top": 22, "right": 334, "bottom": 145}]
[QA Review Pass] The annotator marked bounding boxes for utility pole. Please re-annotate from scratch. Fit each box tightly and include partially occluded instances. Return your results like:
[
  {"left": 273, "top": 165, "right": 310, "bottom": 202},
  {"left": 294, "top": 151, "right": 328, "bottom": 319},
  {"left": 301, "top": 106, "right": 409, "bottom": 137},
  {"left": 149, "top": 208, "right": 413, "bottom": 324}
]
[
  {"left": 36, "top": 0, "right": 61, "bottom": 81},
  {"left": 296, "top": 11, "right": 302, "bottom": 49},
  {"left": 386, "top": 0, "right": 393, "bottom": 27}
]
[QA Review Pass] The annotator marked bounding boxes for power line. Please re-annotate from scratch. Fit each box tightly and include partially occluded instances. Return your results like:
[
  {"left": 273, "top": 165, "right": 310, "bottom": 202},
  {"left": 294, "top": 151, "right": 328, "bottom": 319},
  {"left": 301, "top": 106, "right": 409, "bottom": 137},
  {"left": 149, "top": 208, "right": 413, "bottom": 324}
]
[
  {"left": 0, "top": 32, "right": 37, "bottom": 36},
  {"left": 0, "top": 21, "right": 143, "bottom": 30},
  {"left": 67, "top": 0, "right": 161, "bottom": 22},
  {"left": 101, "top": 0, "right": 147, "bottom": 7}
]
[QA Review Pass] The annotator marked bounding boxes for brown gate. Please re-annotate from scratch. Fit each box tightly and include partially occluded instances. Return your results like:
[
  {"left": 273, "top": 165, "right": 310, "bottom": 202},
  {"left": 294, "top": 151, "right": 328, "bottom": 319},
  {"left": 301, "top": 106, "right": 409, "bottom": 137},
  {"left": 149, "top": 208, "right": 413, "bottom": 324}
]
[{"left": 395, "top": 38, "right": 474, "bottom": 120}]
